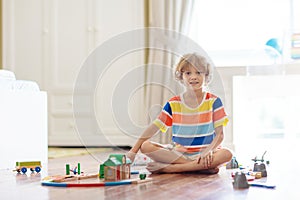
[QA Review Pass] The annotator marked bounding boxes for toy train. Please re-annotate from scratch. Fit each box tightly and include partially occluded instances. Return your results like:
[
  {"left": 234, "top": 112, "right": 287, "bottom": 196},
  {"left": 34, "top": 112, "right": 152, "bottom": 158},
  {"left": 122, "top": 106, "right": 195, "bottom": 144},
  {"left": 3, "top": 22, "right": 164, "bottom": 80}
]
[{"left": 15, "top": 161, "right": 42, "bottom": 174}]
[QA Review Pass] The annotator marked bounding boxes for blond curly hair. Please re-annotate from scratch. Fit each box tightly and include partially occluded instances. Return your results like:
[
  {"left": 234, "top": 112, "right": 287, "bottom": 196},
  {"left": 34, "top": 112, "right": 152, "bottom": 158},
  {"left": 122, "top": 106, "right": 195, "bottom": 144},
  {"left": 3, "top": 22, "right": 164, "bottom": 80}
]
[{"left": 175, "top": 53, "right": 212, "bottom": 84}]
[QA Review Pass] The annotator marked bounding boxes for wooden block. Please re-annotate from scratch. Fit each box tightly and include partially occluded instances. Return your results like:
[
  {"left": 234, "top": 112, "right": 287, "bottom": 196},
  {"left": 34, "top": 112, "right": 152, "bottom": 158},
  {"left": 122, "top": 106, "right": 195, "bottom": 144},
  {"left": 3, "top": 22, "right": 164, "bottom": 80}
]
[{"left": 43, "top": 173, "right": 99, "bottom": 182}]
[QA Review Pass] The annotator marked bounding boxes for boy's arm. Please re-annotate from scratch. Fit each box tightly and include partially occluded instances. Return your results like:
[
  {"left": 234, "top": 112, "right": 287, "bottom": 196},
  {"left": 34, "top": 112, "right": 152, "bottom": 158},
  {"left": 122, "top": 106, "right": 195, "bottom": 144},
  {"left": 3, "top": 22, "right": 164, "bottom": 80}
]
[
  {"left": 208, "top": 125, "right": 224, "bottom": 152},
  {"left": 197, "top": 126, "right": 224, "bottom": 164},
  {"left": 127, "top": 123, "right": 160, "bottom": 162}
]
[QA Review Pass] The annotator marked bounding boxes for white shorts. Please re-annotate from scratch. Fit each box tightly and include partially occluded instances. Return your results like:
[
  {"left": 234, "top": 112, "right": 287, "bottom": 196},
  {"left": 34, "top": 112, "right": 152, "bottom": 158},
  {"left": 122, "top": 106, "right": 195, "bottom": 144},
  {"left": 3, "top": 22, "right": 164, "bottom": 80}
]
[{"left": 150, "top": 141, "right": 201, "bottom": 161}]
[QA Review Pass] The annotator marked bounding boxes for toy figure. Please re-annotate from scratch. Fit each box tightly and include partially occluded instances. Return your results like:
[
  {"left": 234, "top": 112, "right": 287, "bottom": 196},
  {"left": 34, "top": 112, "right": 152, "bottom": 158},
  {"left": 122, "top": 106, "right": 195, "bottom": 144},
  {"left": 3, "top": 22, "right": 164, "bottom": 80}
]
[
  {"left": 232, "top": 172, "right": 249, "bottom": 189},
  {"left": 226, "top": 156, "right": 239, "bottom": 169},
  {"left": 252, "top": 151, "right": 268, "bottom": 177}
]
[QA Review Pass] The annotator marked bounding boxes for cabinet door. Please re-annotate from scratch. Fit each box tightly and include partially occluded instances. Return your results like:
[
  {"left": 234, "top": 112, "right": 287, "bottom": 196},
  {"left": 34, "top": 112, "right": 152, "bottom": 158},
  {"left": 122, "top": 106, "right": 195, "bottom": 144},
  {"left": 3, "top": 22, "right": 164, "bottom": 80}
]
[
  {"left": 2, "top": 0, "right": 44, "bottom": 87},
  {"left": 45, "top": 0, "right": 96, "bottom": 146},
  {"left": 47, "top": 0, "right": 143, "bottom": 146},
  {"left": 45, "top": 0, "right": 92, "bottom": 91}
]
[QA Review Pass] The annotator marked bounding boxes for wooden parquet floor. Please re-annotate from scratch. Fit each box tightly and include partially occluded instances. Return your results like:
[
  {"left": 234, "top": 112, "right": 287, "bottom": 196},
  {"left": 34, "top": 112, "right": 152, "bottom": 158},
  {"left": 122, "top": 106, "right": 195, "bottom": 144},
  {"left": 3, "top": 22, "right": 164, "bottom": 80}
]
[{"left": 1, "top": 148, "right": 299, "bottom": 200}]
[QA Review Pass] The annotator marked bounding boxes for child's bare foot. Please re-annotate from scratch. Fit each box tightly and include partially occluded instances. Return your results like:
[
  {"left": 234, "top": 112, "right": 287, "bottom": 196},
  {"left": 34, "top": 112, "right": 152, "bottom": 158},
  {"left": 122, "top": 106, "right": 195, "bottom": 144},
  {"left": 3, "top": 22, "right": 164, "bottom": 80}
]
[
  {"left": 200, "top": 168, "right": 219, "bottom": 174},
  {"left": 146, "top": 162, "right": 172, "bottom": 173},
  {"left": 146, "top": 162, "right": 220, "bottom": 174},
  {"left": 196, "top": 168, "right": 219, "bottom": 174}
]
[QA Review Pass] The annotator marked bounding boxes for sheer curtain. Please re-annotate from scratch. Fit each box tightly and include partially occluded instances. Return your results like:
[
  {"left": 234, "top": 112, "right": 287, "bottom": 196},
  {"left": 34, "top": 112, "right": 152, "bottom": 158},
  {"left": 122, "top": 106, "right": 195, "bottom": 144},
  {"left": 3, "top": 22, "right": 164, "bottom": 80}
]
[{"left": 143, "top": 0, "right": 195, "bottom": 143}]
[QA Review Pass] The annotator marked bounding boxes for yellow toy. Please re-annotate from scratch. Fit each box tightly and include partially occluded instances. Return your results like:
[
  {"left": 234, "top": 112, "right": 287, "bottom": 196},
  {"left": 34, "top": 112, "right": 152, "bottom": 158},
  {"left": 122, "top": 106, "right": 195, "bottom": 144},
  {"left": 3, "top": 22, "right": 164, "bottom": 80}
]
[{"left": 14, "top": 161, "right": 42, "bottom": 174}]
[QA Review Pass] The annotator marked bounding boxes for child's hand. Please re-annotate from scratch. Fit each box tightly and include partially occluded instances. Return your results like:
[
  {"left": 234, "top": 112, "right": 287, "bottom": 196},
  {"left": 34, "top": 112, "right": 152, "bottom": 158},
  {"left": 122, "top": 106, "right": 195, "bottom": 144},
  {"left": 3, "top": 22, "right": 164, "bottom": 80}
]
[
  {"left": 126, "top": 151, "right": 136, "bottom": 162},
  {"left": 197, "top": 151, "right": 213, "bottom": 169}
]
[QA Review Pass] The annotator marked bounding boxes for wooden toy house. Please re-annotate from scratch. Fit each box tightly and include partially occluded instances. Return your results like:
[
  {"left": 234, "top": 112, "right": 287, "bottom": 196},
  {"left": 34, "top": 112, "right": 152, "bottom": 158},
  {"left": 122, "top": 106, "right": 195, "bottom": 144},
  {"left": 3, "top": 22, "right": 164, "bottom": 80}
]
[{"left": 101, "top": 154, "right": 131, "bottom": 181}]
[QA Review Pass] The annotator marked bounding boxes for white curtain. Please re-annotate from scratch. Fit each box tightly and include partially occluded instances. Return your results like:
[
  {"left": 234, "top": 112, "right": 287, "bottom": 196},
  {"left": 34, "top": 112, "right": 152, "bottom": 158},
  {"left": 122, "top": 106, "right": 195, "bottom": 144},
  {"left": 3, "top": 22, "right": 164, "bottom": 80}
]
[{"left": 143, "top": 0, "right": 195, "bottom": 143}]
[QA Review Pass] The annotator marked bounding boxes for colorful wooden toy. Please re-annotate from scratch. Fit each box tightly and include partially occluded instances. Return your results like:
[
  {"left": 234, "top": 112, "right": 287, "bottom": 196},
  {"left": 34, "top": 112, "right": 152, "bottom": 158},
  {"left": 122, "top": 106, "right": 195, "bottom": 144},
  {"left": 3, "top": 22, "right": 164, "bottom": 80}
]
[
  {"left": 254, "top": 172, "right": 262, "bottom": 179},
  {"left": 66, "top": 163, "right": 81, "bottom": 175},
  {"left": 226, "top": 157, "right": 239, "bottom": 169},
  {"left": 41, "top": 177, "right": 153, "bottom": 187},
  {"left": 249, "top": 182, "right": 276, "bottom": 189},
  {"left": 232, "top": 172, "right": 249, "bottom": 189},
  {"left": 231, "top": 171, "right": 255, "bottom": 182},
  {"left": 41, "top": 155, "right": 153, "bottom": 188},
  {"left": 139, "top": 173, "right": 146, "bottom": 180},
  {"left": 14, "top": 161, "right": 42, "bottom": 174},
  {"left": 100, "top": 154, "right": 131, "bottom": 181},
  {"left": 66, "top": 164, "right": 70, "bottom": 175},
  {"left": 42, "top": 173, "right": 99, "bottom": 183},
  {"left": 252, "top": 151, "right": 268, "bottom": 177}
]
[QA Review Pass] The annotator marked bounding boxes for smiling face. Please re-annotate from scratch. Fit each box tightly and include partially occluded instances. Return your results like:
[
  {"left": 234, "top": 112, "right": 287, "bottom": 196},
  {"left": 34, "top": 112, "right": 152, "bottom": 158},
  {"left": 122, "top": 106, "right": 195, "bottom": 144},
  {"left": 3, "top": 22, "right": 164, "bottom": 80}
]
[
  {"left": 175, "top": 53, "right": 210, "bottom": 92},
  {"left": 182, "top": 65, "right": 206, "bottom": 91}
]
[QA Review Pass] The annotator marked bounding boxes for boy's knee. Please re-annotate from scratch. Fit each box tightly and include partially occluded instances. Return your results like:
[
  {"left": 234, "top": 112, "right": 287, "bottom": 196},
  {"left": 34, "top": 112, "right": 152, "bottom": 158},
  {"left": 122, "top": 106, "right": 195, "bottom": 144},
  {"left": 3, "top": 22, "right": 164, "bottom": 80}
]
[
  {"left": 223, "top": 149, "right": 233, "bottom": 162},
  {"left": 140, "top": 141, "right": 152, "bottom": 154}
]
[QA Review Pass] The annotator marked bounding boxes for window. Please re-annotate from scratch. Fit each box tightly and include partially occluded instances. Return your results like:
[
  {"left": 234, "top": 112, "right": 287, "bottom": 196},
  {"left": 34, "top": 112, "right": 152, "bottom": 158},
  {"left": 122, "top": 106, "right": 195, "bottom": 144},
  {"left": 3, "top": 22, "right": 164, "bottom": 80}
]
[
  {"left": 233, "top": 75, "right": 300, "bottom": 163},
  {"left": 189, "top": 0, "right": 296, "bottom": 66}
]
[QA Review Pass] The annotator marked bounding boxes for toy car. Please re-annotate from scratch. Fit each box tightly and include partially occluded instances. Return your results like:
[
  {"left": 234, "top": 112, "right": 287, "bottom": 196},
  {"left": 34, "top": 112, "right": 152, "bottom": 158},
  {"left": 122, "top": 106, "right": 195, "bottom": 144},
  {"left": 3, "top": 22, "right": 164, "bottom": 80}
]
[{"left": 15, "top": 161, "right": 42, "bottom": 174}]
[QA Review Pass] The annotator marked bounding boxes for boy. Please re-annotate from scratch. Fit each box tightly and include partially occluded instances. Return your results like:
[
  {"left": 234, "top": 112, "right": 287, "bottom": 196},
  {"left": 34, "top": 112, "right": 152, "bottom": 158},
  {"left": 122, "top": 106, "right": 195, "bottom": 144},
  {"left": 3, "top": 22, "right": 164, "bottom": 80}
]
[{"left": 127, "top": 53, "right": 232, "bottom": 173}]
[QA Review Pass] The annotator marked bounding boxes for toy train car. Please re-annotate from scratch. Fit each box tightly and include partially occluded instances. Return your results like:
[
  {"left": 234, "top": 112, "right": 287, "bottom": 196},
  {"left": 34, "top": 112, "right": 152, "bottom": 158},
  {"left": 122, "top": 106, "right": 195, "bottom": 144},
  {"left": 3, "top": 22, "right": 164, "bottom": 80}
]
[{"left": 15, "top": 161, "right": 42, "bottom": 174}]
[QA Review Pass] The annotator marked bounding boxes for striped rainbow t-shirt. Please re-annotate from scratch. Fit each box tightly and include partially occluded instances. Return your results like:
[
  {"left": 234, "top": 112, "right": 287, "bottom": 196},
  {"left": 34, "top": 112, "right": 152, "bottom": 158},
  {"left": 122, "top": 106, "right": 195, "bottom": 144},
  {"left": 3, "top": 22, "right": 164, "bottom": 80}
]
[{"left": 153, "top": 92, "right": 228, "bottom": 154}]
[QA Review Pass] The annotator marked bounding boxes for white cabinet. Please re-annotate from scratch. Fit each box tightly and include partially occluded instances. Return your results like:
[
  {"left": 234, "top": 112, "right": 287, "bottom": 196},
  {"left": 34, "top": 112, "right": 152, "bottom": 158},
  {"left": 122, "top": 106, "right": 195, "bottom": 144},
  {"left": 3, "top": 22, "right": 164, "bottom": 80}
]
[
  {"left": 3, "top": 0, "right": 144, "bottom": 146},
  {"left": 45, "top": 0, "right": 95, "bottom": 146}
]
